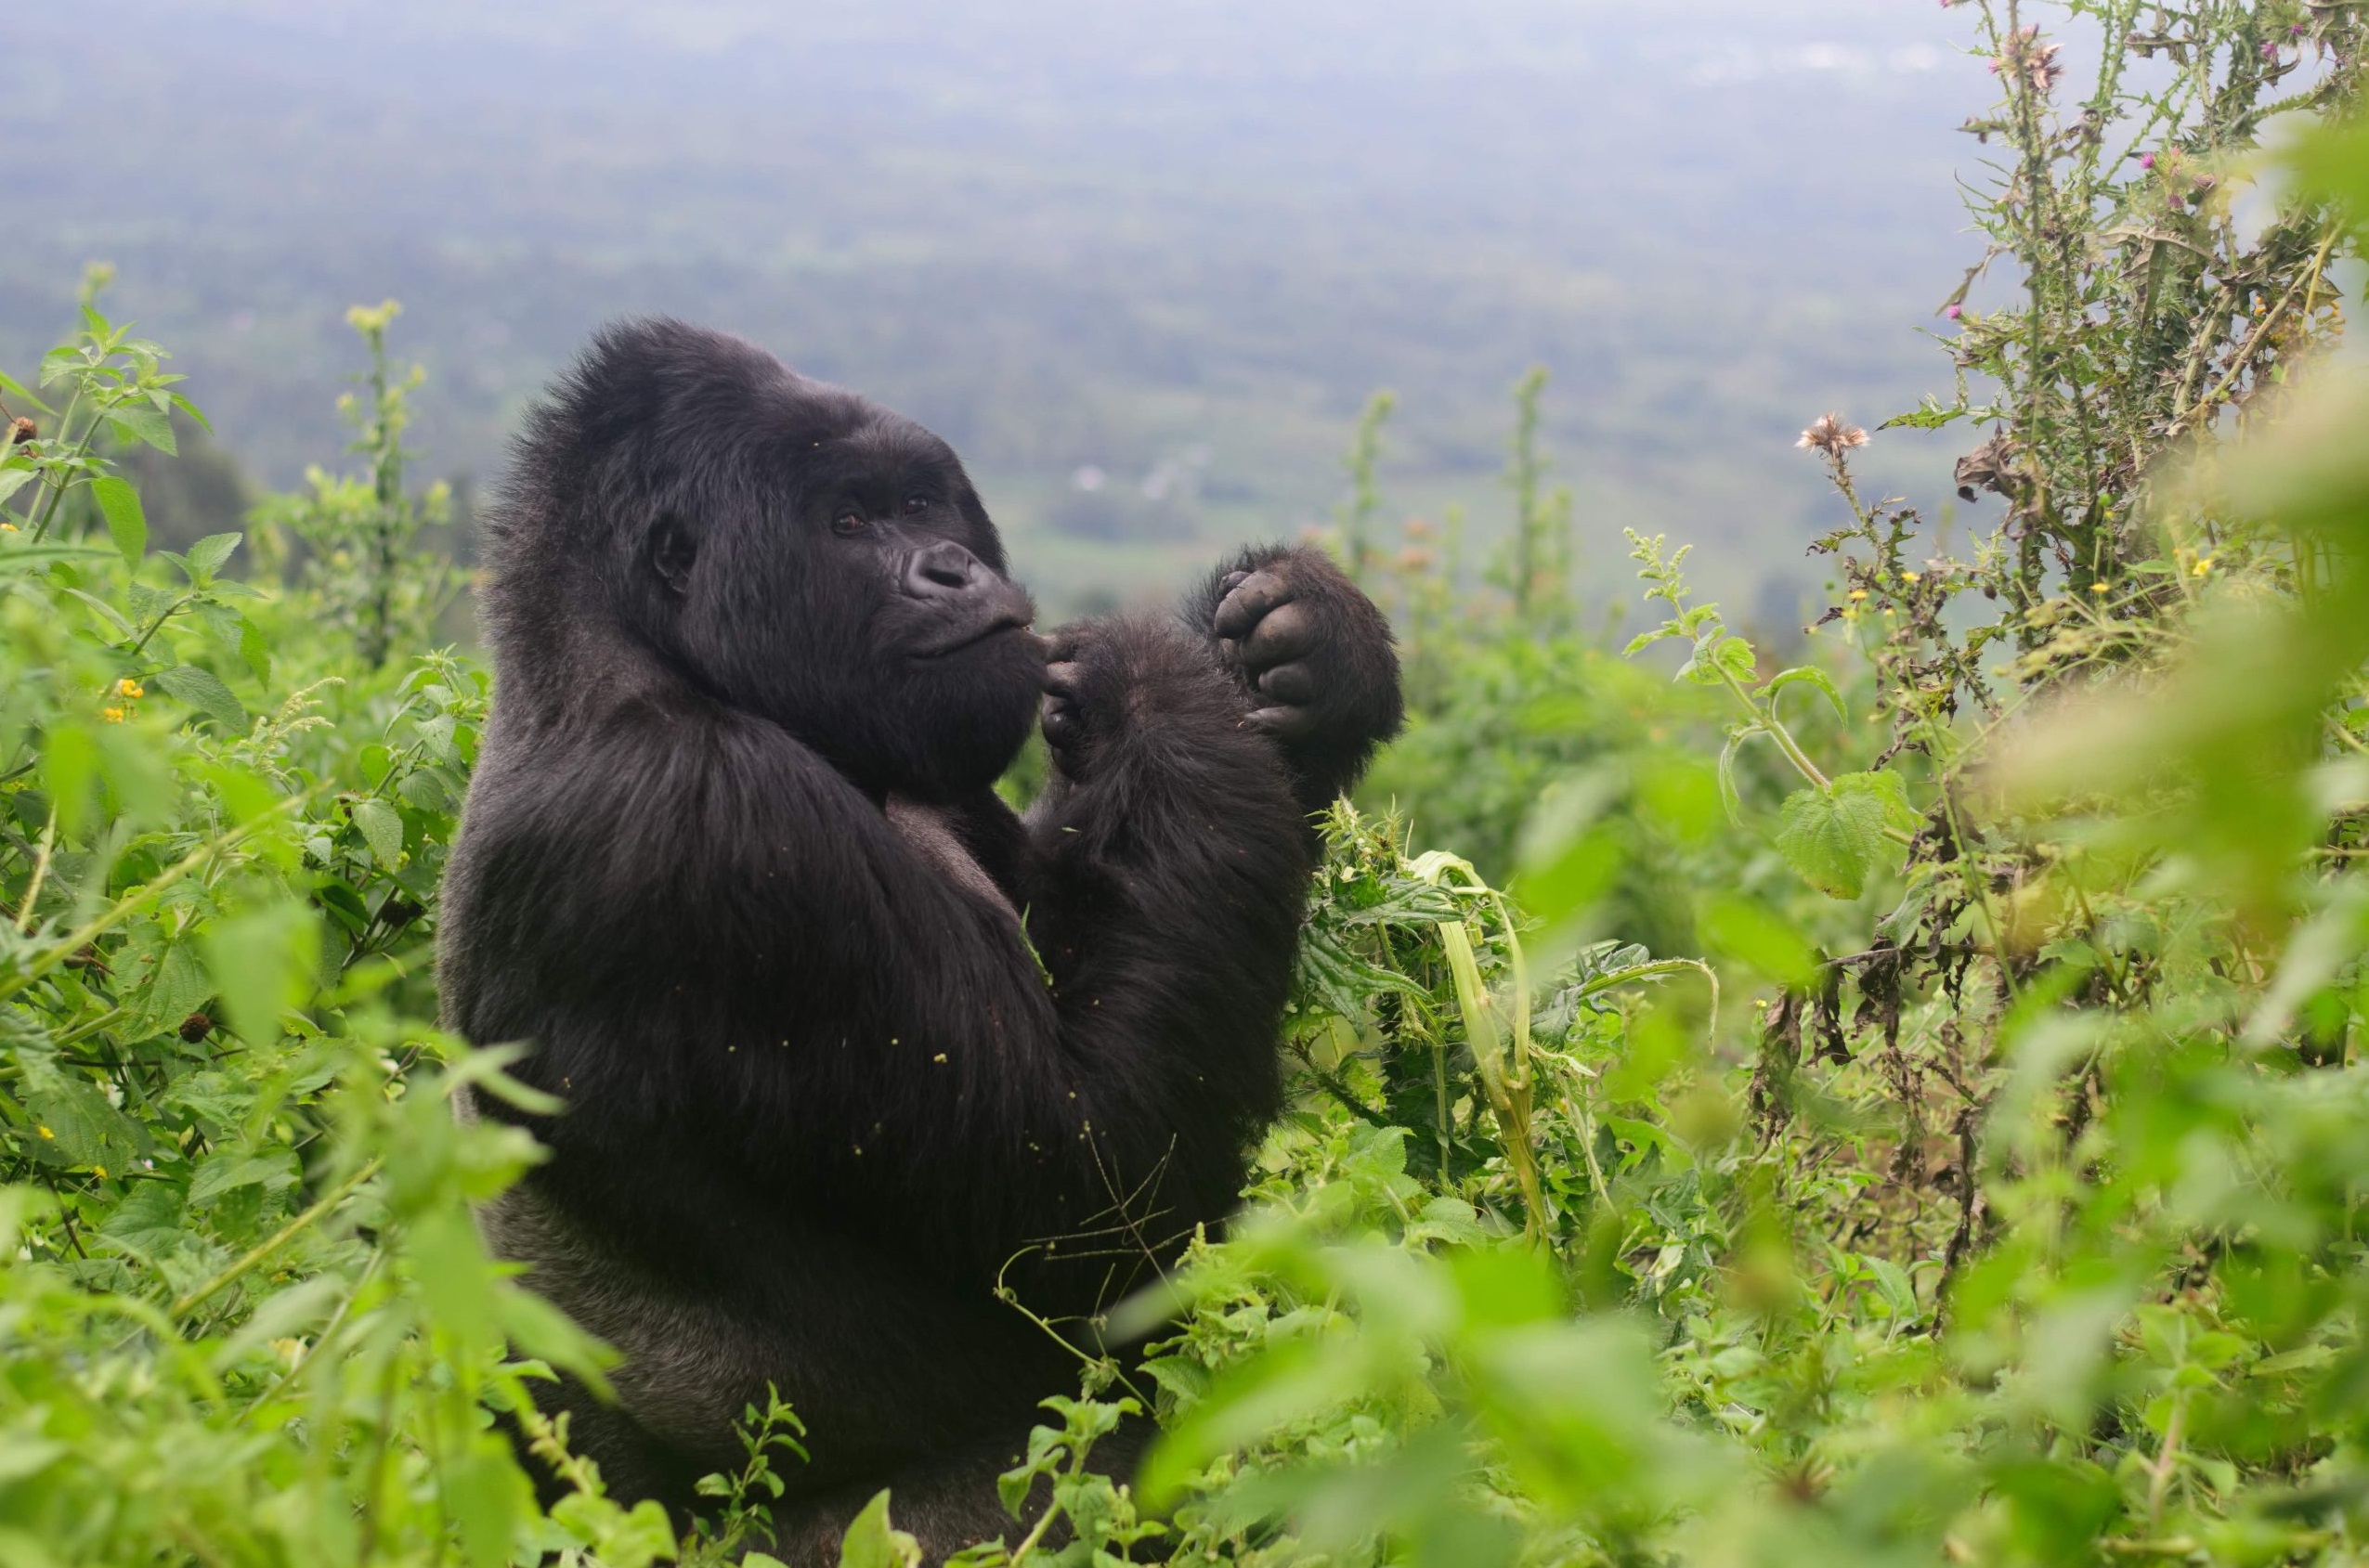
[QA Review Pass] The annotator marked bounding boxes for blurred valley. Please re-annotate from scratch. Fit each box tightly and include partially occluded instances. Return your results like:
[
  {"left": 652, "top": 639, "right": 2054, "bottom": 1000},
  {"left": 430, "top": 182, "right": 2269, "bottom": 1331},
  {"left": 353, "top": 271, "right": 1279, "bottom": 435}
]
[{"left": 5, "top": 0, "right": 2000, "bottom": 619}]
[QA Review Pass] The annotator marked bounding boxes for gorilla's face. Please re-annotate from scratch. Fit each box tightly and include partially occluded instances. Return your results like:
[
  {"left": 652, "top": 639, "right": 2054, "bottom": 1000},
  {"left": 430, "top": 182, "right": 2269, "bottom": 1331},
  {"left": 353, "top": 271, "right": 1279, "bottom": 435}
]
[{"left": 633, "top": 383, "right": 1044, "bottom": 802}]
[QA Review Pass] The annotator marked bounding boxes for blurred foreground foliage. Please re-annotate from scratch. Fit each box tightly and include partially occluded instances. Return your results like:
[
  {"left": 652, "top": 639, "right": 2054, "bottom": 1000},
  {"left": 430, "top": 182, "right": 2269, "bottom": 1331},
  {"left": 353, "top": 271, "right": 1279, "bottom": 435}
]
[{"left": 2, "top": 4, "right": 2368, "bottom": 1566}]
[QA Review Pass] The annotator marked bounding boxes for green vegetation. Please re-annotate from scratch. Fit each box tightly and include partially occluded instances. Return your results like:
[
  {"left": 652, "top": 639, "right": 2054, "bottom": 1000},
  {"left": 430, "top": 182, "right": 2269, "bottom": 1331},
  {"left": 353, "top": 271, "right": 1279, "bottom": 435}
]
[{"left": 5, "top": 4, "right": 2369, "bottom": 1565}]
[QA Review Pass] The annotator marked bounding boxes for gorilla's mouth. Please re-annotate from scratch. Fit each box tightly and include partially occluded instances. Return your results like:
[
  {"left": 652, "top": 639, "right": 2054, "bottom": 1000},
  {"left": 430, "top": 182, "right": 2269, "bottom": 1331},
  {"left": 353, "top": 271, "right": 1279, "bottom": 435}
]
[{"left": 909, "top": 616, "right": 1033, "bottom": 661}]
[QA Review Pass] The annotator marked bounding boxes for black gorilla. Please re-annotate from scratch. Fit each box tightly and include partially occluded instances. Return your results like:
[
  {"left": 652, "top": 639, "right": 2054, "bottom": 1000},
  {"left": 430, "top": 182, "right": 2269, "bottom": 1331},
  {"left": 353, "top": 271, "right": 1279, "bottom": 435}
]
[{"left": 437, "top": 318, "right": 1402, "bottom": 1561}]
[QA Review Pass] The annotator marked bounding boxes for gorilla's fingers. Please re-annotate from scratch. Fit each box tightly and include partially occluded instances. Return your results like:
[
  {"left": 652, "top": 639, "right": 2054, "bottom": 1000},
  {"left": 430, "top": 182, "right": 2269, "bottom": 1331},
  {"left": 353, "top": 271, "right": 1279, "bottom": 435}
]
[
  {"left": 1241, "top": 603, "right": 1316, "bottom": 669},
  {"left": 1211, "top": 571, "right": 1292, "bottom": 640},
  {"left": 1256, "top": 661, "right": 1317, "bottom": 706},
  {"left": 1245, "top": 704, "right": 1319, "bottom": 738},
  {"left": 1043, "top": 659, "right": 1083, "bottom": 696},
  {"left": 1218, "top": 569, "right": 1251, "bottom": 595}
]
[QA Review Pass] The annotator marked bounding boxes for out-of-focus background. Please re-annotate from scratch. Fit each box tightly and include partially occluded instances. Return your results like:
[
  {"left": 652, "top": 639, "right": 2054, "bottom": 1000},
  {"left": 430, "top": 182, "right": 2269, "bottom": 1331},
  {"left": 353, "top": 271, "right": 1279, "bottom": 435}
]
[{"left": 4, "top": 0, "right": 1994, "bottom": 619}]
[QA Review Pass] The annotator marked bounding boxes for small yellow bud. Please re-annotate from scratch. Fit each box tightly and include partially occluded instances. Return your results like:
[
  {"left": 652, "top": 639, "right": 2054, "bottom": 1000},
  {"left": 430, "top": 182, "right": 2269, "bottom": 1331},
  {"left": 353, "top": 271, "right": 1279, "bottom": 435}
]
[
  {"left": 1848, "top": 589, "right": 1869, "bottom": 601},
  {"left": 36, "top": 1125, "right": 53, "bottom": 1140},
  {"left": 2090, "top": 581, "right": 2111, "bottom": 593},
  {"left": 101, "top": 706, "right": 124, "bottom": 723},
  {"left": 91, "top": 1166, "right": 107, "bottom": 1180},
  {"left": 1900, "top": 570, "right": 1921, "bottom": 582},
  {"left": 116, "top": 678, "right": 144, "bottom": 698}
]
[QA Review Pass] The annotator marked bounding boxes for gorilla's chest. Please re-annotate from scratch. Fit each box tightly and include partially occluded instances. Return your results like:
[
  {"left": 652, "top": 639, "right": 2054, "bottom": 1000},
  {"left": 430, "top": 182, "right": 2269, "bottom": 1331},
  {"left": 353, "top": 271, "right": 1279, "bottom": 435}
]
[{"left": 884, "top": 797, "right": 1018, "bottom": 920}]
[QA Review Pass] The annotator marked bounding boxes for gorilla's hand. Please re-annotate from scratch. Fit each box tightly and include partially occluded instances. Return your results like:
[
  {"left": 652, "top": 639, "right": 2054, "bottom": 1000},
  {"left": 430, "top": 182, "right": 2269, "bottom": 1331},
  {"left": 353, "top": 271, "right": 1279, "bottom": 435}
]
[
  {"left": 1038, "top": 628, "right": 1096, "bottom": 770},
  {"left": 1208, "top": 546, "right": 1402, "bottom": 743},
  {"left": 1200, "top": 545, "right": 1403, "bottom": 810}
]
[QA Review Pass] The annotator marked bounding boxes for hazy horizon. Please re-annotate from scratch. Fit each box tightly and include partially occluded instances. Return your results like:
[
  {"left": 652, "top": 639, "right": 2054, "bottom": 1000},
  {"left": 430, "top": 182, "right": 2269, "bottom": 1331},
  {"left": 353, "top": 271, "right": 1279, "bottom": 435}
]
[{"left": 7, "top": 0, "right": 2004, "bottom": 615}]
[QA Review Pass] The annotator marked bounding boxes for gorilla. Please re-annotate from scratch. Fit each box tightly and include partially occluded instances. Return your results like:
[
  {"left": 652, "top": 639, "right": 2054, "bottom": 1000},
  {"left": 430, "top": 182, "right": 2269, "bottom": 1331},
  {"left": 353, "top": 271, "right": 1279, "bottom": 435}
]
[{"left": 437, "top": 318, "right": 1402, "bottom": 1562}]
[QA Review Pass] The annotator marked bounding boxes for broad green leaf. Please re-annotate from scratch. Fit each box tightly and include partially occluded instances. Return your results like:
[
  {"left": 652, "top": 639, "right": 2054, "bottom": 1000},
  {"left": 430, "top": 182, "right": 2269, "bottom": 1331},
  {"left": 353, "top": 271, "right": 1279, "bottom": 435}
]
[
  {"left": 443, "top": 1441, "right": 522, "bottom": 1568},
  {"left": 407, "top": 1205, "right": 501, "bottom": 1354},
  {"left": 185, "top": 531, "right": 241, "bottom": 578},
  {"left": 397, "top": 770, "right": 450, "bottom": 812},
  {"left": 106, "top": 403, "right": 176, "bottom": 454},
  {"left": 189, "top": 1150, "right": 298, "bottom": 1205},
  {"left": 0, "top": 466, "right": 35, "bottom": 509},
  {"left": 1763, "top": 664, "right": 1846, "bottom": 723},
  {"left": 42, "top": 720, "right": 98, "bottom": 837},
  {"left": 97, "top": 1180, "right": 190, "bottom": 1266},
  {"left": 153, "top": 664, "right": 250, "bottom": 736},
  {"left": 88, "top": 475, "right": 146, "bottom": 564},
  {"left": 202, "top": 901, "right": 319, "bottom": 1049},
  {"left": 1699, "top": 894, "right": 1817, "bottom": 986},
  {"left": 22, "top": 1070, "right": 145, "bottom": 1174},
  {"left": 839, "top": 1490, "right": 922, "bottom": 1568},
  {"left": 1775, "top": 784, "right": 1885, "bottom": 900},
  {"left": 0, "top": 364, "right": 54, "bottom": 413},
  {"left": 351, "top": 797, "right": 404, "bottom": 866},
  {"left": 0, "top": 542, "right": 114, "bottom": 575},
  {"left": 166, "top": 391, "right": 214, "bottom": 433}
]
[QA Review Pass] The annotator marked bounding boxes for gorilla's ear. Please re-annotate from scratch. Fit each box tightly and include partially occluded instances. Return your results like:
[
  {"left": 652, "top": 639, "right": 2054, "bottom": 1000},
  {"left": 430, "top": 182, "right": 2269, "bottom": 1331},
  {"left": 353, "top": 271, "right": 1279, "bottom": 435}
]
[{"left": 647, "top": 513, "right": 699, "bottom": 595}]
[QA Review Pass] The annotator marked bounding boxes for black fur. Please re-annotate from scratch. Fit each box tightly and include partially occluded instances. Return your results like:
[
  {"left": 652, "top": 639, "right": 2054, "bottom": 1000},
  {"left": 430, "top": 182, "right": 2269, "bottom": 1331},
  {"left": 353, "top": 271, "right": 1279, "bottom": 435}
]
[{"left": 437, "top": 319, "right": 1401, "bottom": 1562}]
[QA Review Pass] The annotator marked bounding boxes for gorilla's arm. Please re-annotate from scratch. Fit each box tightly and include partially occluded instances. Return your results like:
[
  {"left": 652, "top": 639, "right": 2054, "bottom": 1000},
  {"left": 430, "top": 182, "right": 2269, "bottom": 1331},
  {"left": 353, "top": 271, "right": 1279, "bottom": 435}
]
[
  {"left": 449, "top": 624, "right": 1308, "bottom": 1298},
  {"left": 1187, "top": 543, "right": 1404, "bottom": 816}
]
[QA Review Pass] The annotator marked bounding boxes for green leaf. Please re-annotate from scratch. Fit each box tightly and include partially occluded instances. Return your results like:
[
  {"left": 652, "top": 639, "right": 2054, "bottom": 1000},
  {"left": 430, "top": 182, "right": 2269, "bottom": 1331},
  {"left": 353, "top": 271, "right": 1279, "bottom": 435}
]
[
  {"left": 1763, "top": 665, "right": 1846, "bottom": 724},
  {"left": 1699, "top": 894, "right": 1818, "bottom": 986},
  {"left": 21, "top": 1069, "right": 145, "bottom": 1173},
  {"left": 166, "top": 391, "right": 214, "bottom": 434},
  {"left": 106, "top": 403, "right": 176, "bottom": 454},
  {"left": 202, "top": 901, "right": 319, "bottom": 1049},
  {"left": 0, "top": 466, "right": 35, "bottom": 510},
  {"left": 89, "top": 475, "right": 147, "bottom": 564},
  {"left": 97, "top": 1180, "right": 190, "bottom": 1265},
  {"left": 153, "top": 665, "right": 250, "bottom": 736},
  {"left": 185, "top": 531, "right": 241, "bottom": 579},
  {"left": 839, "top": 1491, "right": 922, "bottom": 1568},
  {"left": 351, "top": 797, "right": 404, "bottom": 867},
  {"left": 0, "top": 542, "right": 114, "bottom": 575},
  {"left": 1839, "top": 767, "right": 1918, "bottom": 827},
  {"left": 189, "top": 1150, "right": 298, "bottom": 1205},
  {"left": 397, "top": 770, "right": 450, "bottom": 812},
  {"left": 0, "top": 365, "right": 55, "bottom": 414},
  {"left": 1879, "top": 396, "right": 1970, "bottom": 431},
  {"left": 1774, "top": 784, "right": 1884, "bottom": 899}
]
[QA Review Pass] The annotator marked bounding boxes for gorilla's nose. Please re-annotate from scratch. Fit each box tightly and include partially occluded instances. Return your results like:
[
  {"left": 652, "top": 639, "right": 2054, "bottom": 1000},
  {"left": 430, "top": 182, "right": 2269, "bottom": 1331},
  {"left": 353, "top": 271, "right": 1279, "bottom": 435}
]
[{"left": 900, "top": 539, "right": 987, "bottom": 601}]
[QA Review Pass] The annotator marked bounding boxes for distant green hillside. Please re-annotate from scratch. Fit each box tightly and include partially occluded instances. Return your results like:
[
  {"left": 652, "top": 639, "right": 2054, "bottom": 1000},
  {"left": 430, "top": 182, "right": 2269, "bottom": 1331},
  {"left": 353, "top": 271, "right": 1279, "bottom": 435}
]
[{"left": 7, "top": 0, "right": 1998, "bottom": 616}]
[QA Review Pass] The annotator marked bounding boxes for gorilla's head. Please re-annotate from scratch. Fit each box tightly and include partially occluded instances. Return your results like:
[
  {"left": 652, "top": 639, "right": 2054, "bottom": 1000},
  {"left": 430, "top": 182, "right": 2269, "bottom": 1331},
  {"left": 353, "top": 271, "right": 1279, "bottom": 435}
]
[{"left": 486, "top": 319, "right": 1045, "bottom": 800}]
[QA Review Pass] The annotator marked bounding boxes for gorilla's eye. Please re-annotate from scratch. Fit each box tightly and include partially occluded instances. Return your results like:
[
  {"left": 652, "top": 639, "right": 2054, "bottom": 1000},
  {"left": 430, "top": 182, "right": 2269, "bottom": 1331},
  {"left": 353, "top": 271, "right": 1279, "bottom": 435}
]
[
  {"left": 901, "top": 495, "right": 931, "bottom": 516},
  {"left": 831, "top": 509, "right": 867, "bottom": 537}
]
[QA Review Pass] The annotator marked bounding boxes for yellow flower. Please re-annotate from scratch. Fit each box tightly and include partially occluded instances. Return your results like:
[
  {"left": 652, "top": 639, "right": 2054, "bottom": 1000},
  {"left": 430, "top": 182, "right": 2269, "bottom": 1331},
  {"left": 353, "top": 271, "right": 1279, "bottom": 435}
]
[
  {"left": 2090, "top": 581, "right": 2111, "bottom": 593},
  {"left": 36, "top": 1125, "right": 53, "bottom": 1140},
  {"left": 2193, "top": 557, "right": 2215, "bottom": 576},
  {"left": 0, "top": 522, "right": 16, "bottom": 533},
  {"left": 101, "top": 706, "right": 124, "bottom": 723},
  {"left": 1901, "top": 570, "right": 1921, "bottom": 582},
  {"left": 116, "top": 678, "right": 144, "bottom": 698},
  {"left": 92, "top": 1165, "right": 108, "bottom": 1180},
  {"left": 1848, "top": 589, "right": 1869, "bottom": 602}
]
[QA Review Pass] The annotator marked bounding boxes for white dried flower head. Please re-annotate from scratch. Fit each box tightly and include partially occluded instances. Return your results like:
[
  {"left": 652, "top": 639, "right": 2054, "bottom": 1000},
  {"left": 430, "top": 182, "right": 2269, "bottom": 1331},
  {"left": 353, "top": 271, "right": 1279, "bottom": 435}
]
[{"left": 1796, "top": 413, "right": 1869, "bottom": 456}]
